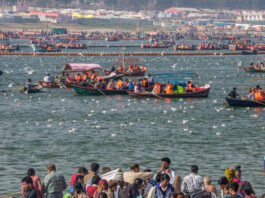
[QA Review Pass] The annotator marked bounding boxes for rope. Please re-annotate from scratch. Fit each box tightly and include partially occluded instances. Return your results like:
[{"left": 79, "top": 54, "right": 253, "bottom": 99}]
[{"left": 0, "top": 192, "right": 21, "bottom": 198}]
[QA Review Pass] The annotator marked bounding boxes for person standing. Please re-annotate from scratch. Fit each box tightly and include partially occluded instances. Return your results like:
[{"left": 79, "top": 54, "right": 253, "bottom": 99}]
[
  {"left": 43, "top": 163, "right": 67, "bottom": 198},
  {"left": 181, "top": 165, "right": 204, "bottom": 196},
  {"left": 27, "top": 168, "right": 43, "bottom": 198},
  {"left": 228, "top": 182, "right": 242, "bottom": 198},
  {"left": 204, "top": 176, "right": 217, "bottom": 196},
  {"left": 155, "top": 158, "right": 175, "bottom": 185},
  {"left": 217, "top": 177, "right": 229, "bottom": 198},
  {"left": 149, "top": 174, "right": 175, "bottom": 198},
  {"left": 21, "top": 176, "right": 37, "bottom": 198}
]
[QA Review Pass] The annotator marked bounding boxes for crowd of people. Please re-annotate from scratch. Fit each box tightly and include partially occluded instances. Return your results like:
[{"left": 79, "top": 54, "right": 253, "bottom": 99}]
[
  {"left": 228, "top": 85, "right": 264, "bottom": 101},
  {"left": 20, "top": 158, "right": 263, "bottom": 198}
]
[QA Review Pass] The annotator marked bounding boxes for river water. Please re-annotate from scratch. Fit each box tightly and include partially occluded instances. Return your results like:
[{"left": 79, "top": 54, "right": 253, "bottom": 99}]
[{"left": 0, "top": 42, "right": 265, "bottom": 196}]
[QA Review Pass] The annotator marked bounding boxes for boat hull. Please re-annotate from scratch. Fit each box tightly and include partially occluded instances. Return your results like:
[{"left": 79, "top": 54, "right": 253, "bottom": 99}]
[
  {"left": 127, "top": 88, "right": 210, "bottom": 98},
  {"left": 74, "top": 86, "right": 128, "bottom": 96},
  {"left": 225, "top": 97, "right": 265, "bottom": 107}
]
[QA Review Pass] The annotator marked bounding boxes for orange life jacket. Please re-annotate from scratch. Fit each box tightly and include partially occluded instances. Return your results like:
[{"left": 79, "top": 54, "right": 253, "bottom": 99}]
[
  {"left": 165, "top": 84, "right": 173, "bottom": 94},
  {"left": 155, "top": 83, "right": 161, "bottom": 93},
  {"left": 142, "top": 80, "right": 148, "bottom": 88},
  {"left": 107, "top": 82, "right": 114, "bottom": 90},
  {"left": 82, "top": 74, "right": 87, "bottom": 81},
  {"left": 255, "top": 89, "right": 264, "bottom": 100},
  {"left": 186, "top": 82, "right": 195, "bottom": 92},
  {"left": 116, "top": 80, "right": 123, "bottom": 88}
]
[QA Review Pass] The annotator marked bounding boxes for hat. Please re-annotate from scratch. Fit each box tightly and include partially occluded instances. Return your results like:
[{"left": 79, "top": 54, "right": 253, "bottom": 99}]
[{"left": 114, "top": 172, "right": 124, "bottom": 181}]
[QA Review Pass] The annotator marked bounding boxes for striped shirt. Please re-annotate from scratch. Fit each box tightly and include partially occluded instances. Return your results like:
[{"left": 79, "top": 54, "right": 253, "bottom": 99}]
[{"left": 43, "top": 171, "right": 67, "bottom": 194}]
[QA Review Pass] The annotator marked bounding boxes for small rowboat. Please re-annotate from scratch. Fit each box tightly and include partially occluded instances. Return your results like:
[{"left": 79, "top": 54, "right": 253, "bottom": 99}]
[
  {"left": 19, "top": 85, "right": 43, "bottom": 93},
  {"left": 74, "top": 86, "right": 128, "bottom": 96},
  {"left": 241, "top": 67, "right": 265, "bottom": 73},
  {"left": 225, "top": 97, "right": 265, "bottom": 107},
  {"left": 127, "top": 87, "right": 210, "bottom": 98}
]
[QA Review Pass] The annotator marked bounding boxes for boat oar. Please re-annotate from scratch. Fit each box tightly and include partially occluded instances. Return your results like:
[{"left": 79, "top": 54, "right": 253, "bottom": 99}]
[
  {"left": 245, "top": 77, "right": 265, "bottom": 82},
  {"left": 0, "top": 75, "right": 20, "bottom": 85},
  {"left": 88, "top": 81, "right": 106, "bottom": 96}
]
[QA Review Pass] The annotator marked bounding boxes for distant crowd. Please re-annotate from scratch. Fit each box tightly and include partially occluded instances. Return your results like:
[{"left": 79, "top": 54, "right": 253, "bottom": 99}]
[{"left": 21, "top": 157, "right": 264, "bottom": 198}]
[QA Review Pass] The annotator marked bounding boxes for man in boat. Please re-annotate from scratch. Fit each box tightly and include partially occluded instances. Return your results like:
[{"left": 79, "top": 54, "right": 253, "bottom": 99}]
[
  {"left": 148, "top": 74, "right": 155, "bottom": 87},
  {"left": 65, "top": 74, "right": 72, "bottom": 83},
  {"left": 228, "top": 87, "right": 239, "bottom": 99},
  {"left": 110, "top": 65, "right": 116, "bottom": 72},
  {"left": 43, "top": 74, "right": 52, "bottom": 82},
  {"left": 186, "top": 80, "right": 196, "bottom": 92},
  {"left": 26, "top": 79, "right": 33, "bottom": 89},
  {"left": 254, "top": 85, "right": 264, "bottom": 100}
]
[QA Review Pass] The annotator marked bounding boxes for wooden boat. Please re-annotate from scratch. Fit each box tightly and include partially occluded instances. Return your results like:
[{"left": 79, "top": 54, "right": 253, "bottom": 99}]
[
  {"left": 242, "top": 67, "right": 265, "bottom": 73},
  {"left": 39, "top": 63, "right": 104, "bottom": 88},
  {"left": 104, "top": 58, "right": 147, "bottom": 77},
  {"left": 19, "top": 85, "right": 43, "bottom": 93},
  {"left": 127, "top": 87, "right": 210, "bottom": 98},
  {"left": 74, "top": 86, "right": 128, "bottom": 96},
  {"left": 225, "top": 97, "right": 265, "bottom": 107}
]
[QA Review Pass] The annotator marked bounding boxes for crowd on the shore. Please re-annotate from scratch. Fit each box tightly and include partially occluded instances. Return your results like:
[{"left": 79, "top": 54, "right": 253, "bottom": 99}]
[{"left": 20, "top": 157, "right": 264, "bottom": 198}]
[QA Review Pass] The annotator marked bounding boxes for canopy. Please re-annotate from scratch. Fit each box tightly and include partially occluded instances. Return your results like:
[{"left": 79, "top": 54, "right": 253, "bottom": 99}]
[
  {"left": 164, "top": 7, "right": 181, "bottom": 13},
  {"left": 63, "top": 63, "right": 103, "bottom": 72}
]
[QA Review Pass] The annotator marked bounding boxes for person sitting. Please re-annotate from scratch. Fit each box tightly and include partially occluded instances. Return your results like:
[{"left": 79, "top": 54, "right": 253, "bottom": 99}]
[
  {"left": 107, "top": 80, "right": 114, "bottom": 90},
  {"left": 228, "top": 88, "right": 239, "bottom": 99},
  {"left": 127, "top": 80, "right": 134, "bottom": 90},
  {"left": 177, "top": 84, "right": 185, "bottom": 93},
  {"left": 117, "top": 65, "right": 123, "bottom": 72},
  {"left": 26, "top": 79, "right": 33, "bottom": 89},
  {"left": 43, "top": 74, "right": 52, "bottom": 82},
  {"left": 186, "top": 80, "right": 195, "bottom": 92},
  {"left": 260, "top": 62, "right": 265, "bottom": 68},
  {"left": 165, "top": 82, "right": 173, "bottom": 94},
  {"left": 100, "top": 80, "right": 107, "bottom": 89},
  {"left": 249, "top": 63, "right": 254, "bottom": 68},
  {"left": 254, "top": 85, "right": 264, "bottom": 100},
  {"left": 65, "top": 74, "right": 72, "bottom": 83},
  {"left": 116, "top": 79, "right": 123, "bottom": 90},
  {"left": 246, "top": 89, "right": 255, "bottom": 100},
  {"left": 152, "top": 83, "right": 161, "bottom": 93},
  {"left": 111, "top": 65, "right": 116, "bottom": 72}
]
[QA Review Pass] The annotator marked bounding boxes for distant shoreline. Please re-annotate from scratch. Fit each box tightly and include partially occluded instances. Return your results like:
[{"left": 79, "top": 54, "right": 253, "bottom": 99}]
[{"left": 0, "top": 22, "right": 164, "bottom": 33}]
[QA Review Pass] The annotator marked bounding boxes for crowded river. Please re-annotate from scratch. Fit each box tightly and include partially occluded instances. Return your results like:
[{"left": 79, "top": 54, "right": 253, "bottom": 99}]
[{"left": 0, "top": 42, "right": 265, "bottom": 197}]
